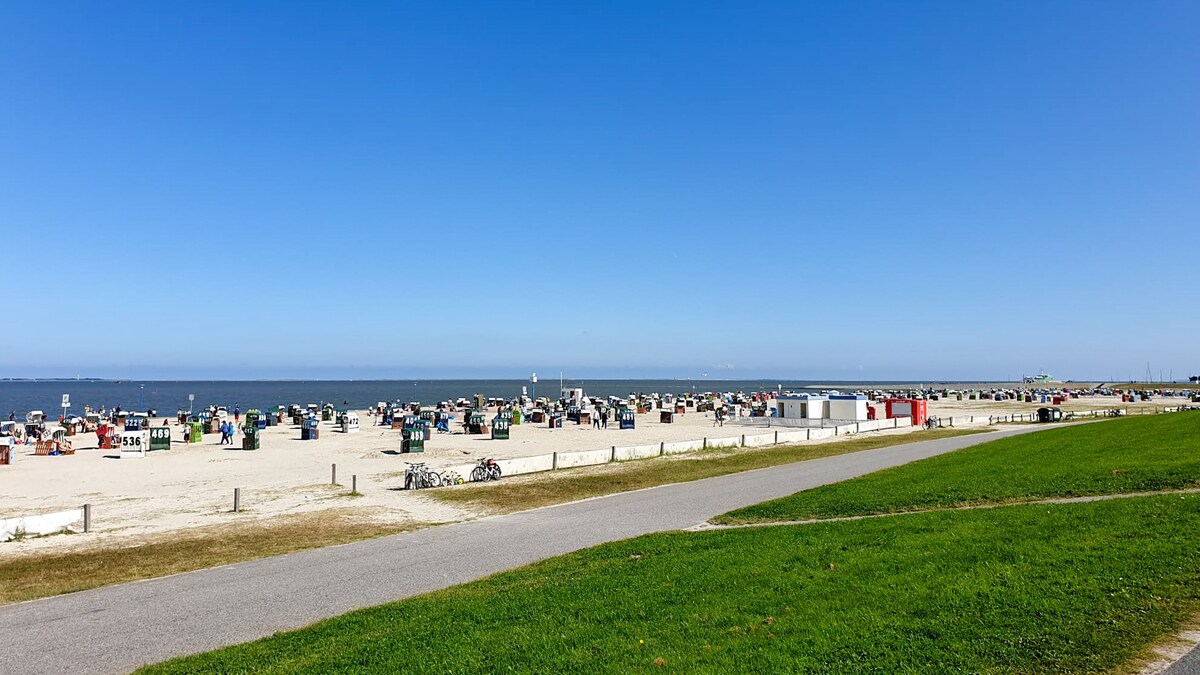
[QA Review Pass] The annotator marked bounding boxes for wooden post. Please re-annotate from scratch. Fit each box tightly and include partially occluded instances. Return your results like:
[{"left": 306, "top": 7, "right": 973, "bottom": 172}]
[
  {"left": 332, "top": 463, "right": 337, "bottom": 485},
  {"left": 610, "top": 446, "right": 616, "bottom": 461},
  {"left": 352, "top": 475, "right": 357, "bottom": 493},
  {"left": 703, "top": 437, "right": 707, "bottom": 449},
  {"left": 741, "top": 434, "right": 746, "bottom": 447},
  {"left": 659, "top": 442, "right": 664, "bottom": 456},
  {"left": 233, "top": 488, "right": 241, "bottom": 513},
  {"left": 774, "top": 430, "right": 779, "bottom": 444},
  {"left": 552, "top": 451, "right": 558, "bottom": 469},
  {"left": 83, "top": 503, "right": 91, "bottom": 533}
]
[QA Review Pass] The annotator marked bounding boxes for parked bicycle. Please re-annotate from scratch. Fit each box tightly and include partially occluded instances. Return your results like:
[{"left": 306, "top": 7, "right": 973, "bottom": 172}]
[
  {"left": 471, "top": 457, "right": 502, "bottom": 482},
  {"left": 404, "top": 462, "right": 443, "bottom": 490},
  {"left": 441, "top": 470, "right": 465, "bottom": 486},
  {"left": 923, "top": 416, "right": 943, "bottom": 430}
]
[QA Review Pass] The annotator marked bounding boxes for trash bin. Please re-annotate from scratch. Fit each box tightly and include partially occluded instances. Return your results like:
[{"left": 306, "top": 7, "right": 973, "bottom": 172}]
[
  {"left": 242, "top": 425, "right": 260, "bottom": 450},
  {"left": 492, "top": 418, "right": 510, "bottom": 440},
  {"left": 401, "top": 428, "right": 424, "bottom": 453},
  {"left": 149, "top": 426, "right": 172, "bottom": 452}
]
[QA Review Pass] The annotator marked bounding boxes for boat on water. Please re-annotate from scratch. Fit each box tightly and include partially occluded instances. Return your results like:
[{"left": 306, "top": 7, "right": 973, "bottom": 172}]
[{"left": 1022, "top": 370, "right": 1061, "bottom": 384}]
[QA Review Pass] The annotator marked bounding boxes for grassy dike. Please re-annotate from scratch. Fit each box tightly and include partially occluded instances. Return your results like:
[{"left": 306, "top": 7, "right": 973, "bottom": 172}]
[
  {"left": 140, "top": 494, "right": 1200, "bottom": 674},
  {"left": 717, "top": 412, "right": 1200, "bottom": 524}
]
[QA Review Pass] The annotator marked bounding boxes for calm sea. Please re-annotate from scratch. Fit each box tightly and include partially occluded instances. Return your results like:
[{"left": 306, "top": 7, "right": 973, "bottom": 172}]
[{"left": 0, "top": 379, "right": 973, "bottom": 416}]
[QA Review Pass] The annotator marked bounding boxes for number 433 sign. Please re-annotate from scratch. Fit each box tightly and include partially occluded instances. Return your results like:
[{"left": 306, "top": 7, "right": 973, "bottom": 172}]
[{"left": 120, "top": 430, "right": 149, "bottom": 458}]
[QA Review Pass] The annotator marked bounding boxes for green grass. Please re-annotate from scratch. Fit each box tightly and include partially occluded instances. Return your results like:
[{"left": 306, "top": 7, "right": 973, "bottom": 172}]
[
  {"left": 430, "top": 428, "right": 986, "bottom": 514},
  {"left": 140, "top": 494, "right": 1200, "bottom": 674},
  {"left": 717, "top": 412, "right": 1200, "bottom": 524}
]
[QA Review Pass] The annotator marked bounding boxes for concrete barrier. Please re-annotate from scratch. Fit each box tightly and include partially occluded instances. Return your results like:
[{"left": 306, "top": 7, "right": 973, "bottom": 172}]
[
  {"left": 706, "top": 436, "right": 741, "bottom": 449},
  {"left": 808, "top": 428, "right": 835, "bottom": 440},
  {"left": 556, "top": 448, "right": 611, "bottom": 469},
  {"left": 743, "top": 433, "right": 775, "bottom": 448},
  {"left": 495, "top": 454, "right": 555, "bottom": 476},
  {"left": 1, "top": 507, "right": 84, "bottom": 541},
  {"left": 614, "top": 444, "right": 659, "bottom": 461},
  {"left": 776, "top": 430, "right": 809, "bottom": 444},
  {"left": 662, "top": 439, "right": 705, "bottom": 455}
]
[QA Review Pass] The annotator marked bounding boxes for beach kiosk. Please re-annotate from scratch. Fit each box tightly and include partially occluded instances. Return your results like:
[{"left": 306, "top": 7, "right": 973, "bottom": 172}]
[
  {"left": 340, "top": 412, "right": 360, "bottom": 433},
  {"left": 881, "top": 398, "right": 928, "bottom": 427},
  {"left": 776, "top": 394, "right": 829, "bottom": 422},
  {"left": 828, "top": 394, "right": 870, "bottom": 422},
  {"left": 491, "top": 416, "right": 510, "bottom": 440},
  {"left": 401, "top": 428, "right": 424, "bottom": 453}
]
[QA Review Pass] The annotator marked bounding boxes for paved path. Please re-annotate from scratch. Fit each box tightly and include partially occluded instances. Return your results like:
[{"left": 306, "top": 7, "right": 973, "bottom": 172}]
[
  {"left": 1166, "top": 645, "right": 1200, "bottom": 674},
  {"left": 1, "top": 427, "right": 1042, "bottom": 674}
]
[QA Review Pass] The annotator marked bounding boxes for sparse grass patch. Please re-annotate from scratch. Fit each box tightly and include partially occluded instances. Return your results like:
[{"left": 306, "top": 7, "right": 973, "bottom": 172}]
[
  {"left": 431, "top": 428, "right": 986, "bottom": 514},
  {"left": 0, "top": 511, "right": 427, "bottom": 605},
  {"left": 718, "top": 412, "right": 1200, "bottom": 524}
]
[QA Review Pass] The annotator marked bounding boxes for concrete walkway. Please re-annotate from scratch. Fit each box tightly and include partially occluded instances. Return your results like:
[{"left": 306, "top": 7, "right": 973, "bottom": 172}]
[{"left": 0, "top": 427, "right": 1044, "bottom": 674}]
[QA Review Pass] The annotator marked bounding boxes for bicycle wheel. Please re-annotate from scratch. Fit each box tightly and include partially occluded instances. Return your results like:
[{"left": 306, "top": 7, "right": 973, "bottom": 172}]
[
  {"left": 404, "top": 473, "right": 415, "bottom": 490},
  {"left": 471, "top": 466, "right": 486, "bottom": 482},
  {"left": 490, "top": 465, "right": 502, "bottom": 480},
  {"left": 427, "top": 472, "right": 443, "bottom": 488}
]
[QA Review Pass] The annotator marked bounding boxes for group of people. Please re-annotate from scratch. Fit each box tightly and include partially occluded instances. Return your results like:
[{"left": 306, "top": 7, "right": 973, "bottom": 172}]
[
  {"left": 218, "top": 420, "right": 238, "bottom": 445},
  {"left": 590, "top": 408, "right": 610, "bottom": 429}
]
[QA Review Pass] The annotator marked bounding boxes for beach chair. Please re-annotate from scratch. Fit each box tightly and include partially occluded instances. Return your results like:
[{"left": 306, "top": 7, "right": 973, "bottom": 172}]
[
  {"left": 34, "top": 440, "right": 55, "bottom": 456},
  {"left": 435, "top": 420, "right": 451, "bottom": 434}
]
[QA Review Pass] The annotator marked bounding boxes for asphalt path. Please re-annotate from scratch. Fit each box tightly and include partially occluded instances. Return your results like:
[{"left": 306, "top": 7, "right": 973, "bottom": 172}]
[
  {"left": 1, "top": 426, "right": 1049, "bottom": 674},
  {"left": 1166, "top": 646, "right": 1200, "bottom": 674}
]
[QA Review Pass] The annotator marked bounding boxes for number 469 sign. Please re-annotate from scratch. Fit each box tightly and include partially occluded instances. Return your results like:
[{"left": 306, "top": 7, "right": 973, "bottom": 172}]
[{"left": 120, "top": 430, "right": 149, "bottom": 458}]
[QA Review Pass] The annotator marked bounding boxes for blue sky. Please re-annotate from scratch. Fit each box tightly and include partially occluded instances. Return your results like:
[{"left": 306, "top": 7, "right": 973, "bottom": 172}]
[{"left": 1, "top": 1, "right": 1197, "bottom": 381}]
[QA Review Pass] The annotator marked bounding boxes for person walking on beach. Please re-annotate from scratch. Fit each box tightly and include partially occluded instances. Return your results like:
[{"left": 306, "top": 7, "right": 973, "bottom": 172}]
[
  {"left": 601, "top": 408, "right": 609, "bottom": 429},
  {"left": 234, "top": 406, "right": 241, "bottom": 425},
  {"left": 592, "top": 411, "right": 601, "bottom": 429}
]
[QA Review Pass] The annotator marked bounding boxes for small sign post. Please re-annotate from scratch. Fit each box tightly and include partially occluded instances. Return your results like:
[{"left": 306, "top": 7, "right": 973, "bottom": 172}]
[
  {"left": 61, "top": 394, "right": 70, "bottom": 421},
  {"left": 188, "top": 394, "right": 194, "bottom": 414}
]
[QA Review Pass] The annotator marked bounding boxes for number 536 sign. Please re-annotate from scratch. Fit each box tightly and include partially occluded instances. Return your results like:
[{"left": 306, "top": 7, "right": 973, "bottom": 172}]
[{"left": 120, "top": 430, "right": 149, "bottom": 458}]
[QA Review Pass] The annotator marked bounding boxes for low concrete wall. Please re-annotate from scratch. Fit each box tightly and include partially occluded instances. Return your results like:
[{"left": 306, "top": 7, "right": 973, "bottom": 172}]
[
  {"left": 556, "top": 448, "right": 610, "bottom": 469},
  {"left": 776, "top": 430, "right": 809, "bottom": 444},
  {"left": 496, "top": 454, "right": 555, "bottom": 476},
  {"left": 743, "top": 433, "right": 775, "bottom": 448},
  {"left": 662, "top": 439, "right": 705, "bottom": 455},
  {"left": 1, "top": 508, "right": 83, "bottom": 542},
  {"left": 808, "top": 428, "right": 835, "bottom": 440},
  {"left": 706, "top": 436, "right": 741, "bottom": 449},
  {"left": 614, "top": 444, "right": 659, "bottom": 461}
]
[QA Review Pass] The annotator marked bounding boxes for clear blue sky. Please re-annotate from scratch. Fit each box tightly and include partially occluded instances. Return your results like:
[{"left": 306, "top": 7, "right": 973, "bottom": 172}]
[{"left": 2, "top": 1, "right": 1196, "bottom": 381}]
